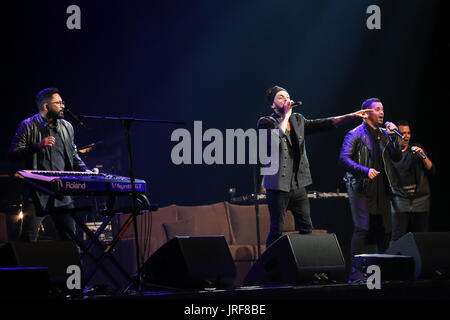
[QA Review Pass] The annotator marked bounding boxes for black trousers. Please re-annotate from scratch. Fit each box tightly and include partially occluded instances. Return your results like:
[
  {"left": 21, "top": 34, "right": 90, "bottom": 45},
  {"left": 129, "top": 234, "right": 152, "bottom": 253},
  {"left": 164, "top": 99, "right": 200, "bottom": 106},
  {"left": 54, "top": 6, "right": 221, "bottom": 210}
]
[
  {"left": 265, "top": 187, "right": 312, "bottom": 248},
  {"left": 346, "top": 184, "right": 391, "bottom": 267},
  {"left": 20, "top": 200, "right": 76, "bottom": 242},
  {"left": 391, "top": 211, "right": 429, "bottom": 242}
]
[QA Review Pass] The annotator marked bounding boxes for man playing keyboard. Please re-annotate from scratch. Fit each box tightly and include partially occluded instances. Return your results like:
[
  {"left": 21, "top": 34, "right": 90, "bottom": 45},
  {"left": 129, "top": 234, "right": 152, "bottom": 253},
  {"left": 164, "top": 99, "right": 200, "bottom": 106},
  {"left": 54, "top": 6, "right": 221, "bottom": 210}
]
[{"left": 9, "top": 88, "right": 90, "bottom": 242}]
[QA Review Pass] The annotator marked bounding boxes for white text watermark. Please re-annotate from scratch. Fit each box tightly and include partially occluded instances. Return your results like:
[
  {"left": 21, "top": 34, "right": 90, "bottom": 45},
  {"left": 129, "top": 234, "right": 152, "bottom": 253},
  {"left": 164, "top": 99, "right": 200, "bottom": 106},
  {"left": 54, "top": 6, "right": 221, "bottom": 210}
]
[{"left": 170, "top": 121, "right": 280, "bottom": 175}]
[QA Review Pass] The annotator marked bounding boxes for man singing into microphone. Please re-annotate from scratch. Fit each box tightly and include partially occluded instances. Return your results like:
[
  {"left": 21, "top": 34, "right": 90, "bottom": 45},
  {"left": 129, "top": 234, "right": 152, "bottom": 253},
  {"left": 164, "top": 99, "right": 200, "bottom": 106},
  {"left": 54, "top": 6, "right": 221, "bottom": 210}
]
[
  {"left": 8, "top": 88, "right": 90, "bottom": 242},
  {"left": 258, "top": 85, "right": 370, "bottom": 248},
  {"left": 390, "top": 120, "right": 435, "bottom": 242},
  {"left": 338, "top": 97, "right": 403, "bottom": 281}
]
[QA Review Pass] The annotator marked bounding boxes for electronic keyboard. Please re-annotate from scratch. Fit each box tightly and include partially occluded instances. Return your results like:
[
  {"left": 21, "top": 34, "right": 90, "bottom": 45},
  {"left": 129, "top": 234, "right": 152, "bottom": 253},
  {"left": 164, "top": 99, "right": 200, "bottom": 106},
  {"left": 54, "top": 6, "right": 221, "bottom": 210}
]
[{"left": 15, "top": 170, "right": 146, "bottom": 196}]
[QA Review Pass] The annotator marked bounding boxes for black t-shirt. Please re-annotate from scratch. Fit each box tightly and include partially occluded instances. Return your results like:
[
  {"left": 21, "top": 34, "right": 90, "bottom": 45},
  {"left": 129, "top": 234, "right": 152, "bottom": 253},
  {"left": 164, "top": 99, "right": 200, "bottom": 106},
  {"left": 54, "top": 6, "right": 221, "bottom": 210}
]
[
  {"left": 37, "top": 123, "right": 72, "bottom": 208},
  {"left": 391, "top": 144, "right": 430, "bottom": 212},
  {"left": 393, "top": 149, "right": 417, "bottom": 189},
  {"left": 39, "top": 125, "right": 68, "bottom": 171},
  {"left": 50, "top": 126, "right": 68, "bottom": 171}
]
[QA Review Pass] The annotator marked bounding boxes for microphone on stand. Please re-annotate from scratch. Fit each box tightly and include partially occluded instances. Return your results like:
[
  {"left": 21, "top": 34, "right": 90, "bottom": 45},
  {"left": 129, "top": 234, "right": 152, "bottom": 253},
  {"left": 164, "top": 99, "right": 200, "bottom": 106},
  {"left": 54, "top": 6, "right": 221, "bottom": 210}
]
[{"left": 65, "top": 106, "right": 88, "bottom": 129}]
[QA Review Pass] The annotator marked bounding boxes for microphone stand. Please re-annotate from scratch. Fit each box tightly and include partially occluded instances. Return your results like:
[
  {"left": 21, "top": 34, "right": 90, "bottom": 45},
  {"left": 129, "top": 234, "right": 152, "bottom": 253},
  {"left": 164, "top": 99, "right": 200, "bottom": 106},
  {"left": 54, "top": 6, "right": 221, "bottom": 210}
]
[
  {"left": 78, "top": 114, "right": 184, "bottom": 293},
  {"left": 252, "top": 165, "right": 261, "bottom": 259},
  {"left": 65, "top": 107, "right": 89, "bottom": 129}
]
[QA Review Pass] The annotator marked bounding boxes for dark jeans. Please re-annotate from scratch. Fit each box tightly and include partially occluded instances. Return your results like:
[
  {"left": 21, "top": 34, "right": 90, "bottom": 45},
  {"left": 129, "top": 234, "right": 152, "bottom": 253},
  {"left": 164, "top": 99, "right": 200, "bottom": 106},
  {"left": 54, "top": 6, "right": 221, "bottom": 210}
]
[
  {"left": 391, "top": 211, "right": 429, "bottom": 242},
  {"left": 265, "top": 187, "right": 312, "bottom": 248},
  {"left": 346, "top": 184, "right": 391, "bottom": 268},
  {"left": 20, "top": 200, "right": 76, "bottom": 242}
]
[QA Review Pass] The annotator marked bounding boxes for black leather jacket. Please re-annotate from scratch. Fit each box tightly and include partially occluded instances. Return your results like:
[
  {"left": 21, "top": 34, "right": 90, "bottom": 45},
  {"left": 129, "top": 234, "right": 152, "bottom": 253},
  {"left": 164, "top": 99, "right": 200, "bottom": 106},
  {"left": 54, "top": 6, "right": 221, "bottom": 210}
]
[
  {"left": 8, "top": 113, "right": 88, "bottom": 208},
  {"left": 339, "top": 122, "right": 404, "bottom": 196},
  {"left": 8, "top": 113, "right": 88, "bottom": 171}
]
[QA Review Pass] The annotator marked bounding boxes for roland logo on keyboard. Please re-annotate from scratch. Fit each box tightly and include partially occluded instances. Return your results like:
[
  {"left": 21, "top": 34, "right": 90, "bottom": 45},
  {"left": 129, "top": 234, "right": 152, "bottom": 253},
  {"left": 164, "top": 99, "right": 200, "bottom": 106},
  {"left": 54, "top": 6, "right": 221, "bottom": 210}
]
[{"left": 66, "top": 181, "right": 87, "bottom": 190}]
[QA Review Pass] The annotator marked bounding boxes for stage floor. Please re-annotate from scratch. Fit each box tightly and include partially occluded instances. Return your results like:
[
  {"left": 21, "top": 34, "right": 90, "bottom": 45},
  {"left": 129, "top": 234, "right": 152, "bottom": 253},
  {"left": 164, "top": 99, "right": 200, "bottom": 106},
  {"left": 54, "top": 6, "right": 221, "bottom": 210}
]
[
  {"left": 80, "top": 278, "right": 450, "bottom": 301},
  {"left": 4, "top": 279, "right": 449, "bottom": 317},
  {"left": 67, "top": 279, "right": 449, "bottom": 317}
]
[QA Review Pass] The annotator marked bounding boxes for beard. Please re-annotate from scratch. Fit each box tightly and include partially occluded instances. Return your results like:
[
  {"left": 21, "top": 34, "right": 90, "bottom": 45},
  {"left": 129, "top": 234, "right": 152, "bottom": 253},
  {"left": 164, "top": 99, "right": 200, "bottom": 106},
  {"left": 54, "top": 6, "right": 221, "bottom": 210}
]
[{"left": 47, "top": 108, "right": 64, "bottom": 120}]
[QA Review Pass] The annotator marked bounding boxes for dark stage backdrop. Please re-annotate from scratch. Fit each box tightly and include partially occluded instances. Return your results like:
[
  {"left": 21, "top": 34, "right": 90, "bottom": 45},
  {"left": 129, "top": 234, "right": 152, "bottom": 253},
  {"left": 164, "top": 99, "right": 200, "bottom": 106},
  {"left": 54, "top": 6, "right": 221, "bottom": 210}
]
[{"left": 2, "top": 0, "right": 449, "bottom": 231}]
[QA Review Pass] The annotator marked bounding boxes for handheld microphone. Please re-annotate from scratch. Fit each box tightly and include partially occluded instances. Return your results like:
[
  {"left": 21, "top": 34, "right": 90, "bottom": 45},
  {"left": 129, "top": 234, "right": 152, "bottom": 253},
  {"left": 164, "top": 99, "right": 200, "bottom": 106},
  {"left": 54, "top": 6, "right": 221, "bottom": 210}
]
[
  {"left": 290, "top": 101, "right": 303, "bottom": 107},
  {"left": 276, "top": 100, "right": 303, "bottom": 116},
  {"left": 411, "top": 146, "right": 426, "bottom": 159},
  {"left": 384, "top": 122, "right": 403, "bottom": 138},
  {"left": 65, "top": 107, "right": 88, "bottom": 129}
]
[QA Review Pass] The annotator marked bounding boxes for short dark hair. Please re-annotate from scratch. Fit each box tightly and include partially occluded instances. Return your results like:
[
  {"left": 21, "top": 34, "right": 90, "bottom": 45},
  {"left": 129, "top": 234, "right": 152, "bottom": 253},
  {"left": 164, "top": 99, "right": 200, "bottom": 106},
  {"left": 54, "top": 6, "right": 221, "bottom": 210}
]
[
  {"left": 361, "top": 97, "right": 381, "bottom": 110},
  {"left": 35, "top": 88, "right": 60, "bottom": 110},
  {"left": 396, "top": 120, "right": 410, "bottom": 127}
]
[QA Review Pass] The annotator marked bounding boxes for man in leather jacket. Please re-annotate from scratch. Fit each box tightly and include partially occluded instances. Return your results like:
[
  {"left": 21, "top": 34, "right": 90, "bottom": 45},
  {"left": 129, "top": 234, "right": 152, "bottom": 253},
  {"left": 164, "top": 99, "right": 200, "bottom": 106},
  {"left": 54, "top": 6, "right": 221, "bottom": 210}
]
[
  {"left": 258, "top": 86, "right": 370, "bottom": 248},
  {"left": 9, "top": 88, "right": 90, "bottom": 242},
  {"left": 338, "top": 97, "right": 402, "bottom": 279}
]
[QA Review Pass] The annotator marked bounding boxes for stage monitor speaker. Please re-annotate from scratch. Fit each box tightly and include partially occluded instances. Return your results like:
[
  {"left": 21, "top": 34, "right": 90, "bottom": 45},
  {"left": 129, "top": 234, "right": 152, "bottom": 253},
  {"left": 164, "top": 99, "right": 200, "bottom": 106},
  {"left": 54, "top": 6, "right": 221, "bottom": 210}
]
[
  {"left": 0, "top": 267, "right": 50, "bottom": 297},
  {"left": 353, "top": 254, "right": 415, "bottom": 281},
  {"left": 244, "top": 233, "right": 346, "bottom": 286},
  {"left": 142, "top": 236, "right": 236, "bottom": 289},
  {"left": 0, "top": 241, "right": 81, "bottom": 285},
  {"left": 385, "top": 232, "right": 450, "bottom": 279}
]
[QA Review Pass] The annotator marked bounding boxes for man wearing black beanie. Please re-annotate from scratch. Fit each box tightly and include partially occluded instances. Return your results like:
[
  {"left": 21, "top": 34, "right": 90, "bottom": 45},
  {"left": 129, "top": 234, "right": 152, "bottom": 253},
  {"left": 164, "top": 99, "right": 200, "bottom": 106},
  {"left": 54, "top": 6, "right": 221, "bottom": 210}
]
[{"left": 258, "top": 85, "right": 370, "bottom": 248}]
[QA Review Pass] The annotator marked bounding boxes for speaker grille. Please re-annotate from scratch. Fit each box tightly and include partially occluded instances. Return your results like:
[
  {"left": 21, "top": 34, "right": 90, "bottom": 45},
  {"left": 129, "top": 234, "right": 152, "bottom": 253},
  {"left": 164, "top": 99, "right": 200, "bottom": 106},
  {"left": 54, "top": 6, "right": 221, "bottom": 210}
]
[{"left": 244, "top": 234, "right": 346, "bottom": 286}]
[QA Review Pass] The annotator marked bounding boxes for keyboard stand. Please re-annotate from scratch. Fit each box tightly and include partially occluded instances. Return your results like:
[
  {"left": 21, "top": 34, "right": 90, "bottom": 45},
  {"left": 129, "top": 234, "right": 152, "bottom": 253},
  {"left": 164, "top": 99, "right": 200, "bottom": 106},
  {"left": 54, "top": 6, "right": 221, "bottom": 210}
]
[
  {"left": 81, "top": 194, "right": 157, "bottom": 290},
  {"left": 39, "top": 193, "right": 157, "bottom": 293},
  {"left": 41, "top": 205, "right": 128, "bottom": 291}
]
